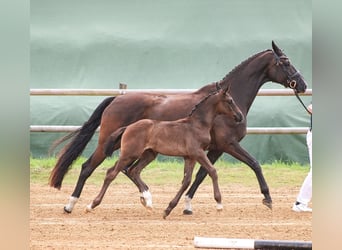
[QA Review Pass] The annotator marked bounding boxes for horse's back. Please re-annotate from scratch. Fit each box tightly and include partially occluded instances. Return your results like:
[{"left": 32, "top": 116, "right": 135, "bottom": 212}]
[{"left": 101, "top": 91, "right": 208, "bottom": 126}]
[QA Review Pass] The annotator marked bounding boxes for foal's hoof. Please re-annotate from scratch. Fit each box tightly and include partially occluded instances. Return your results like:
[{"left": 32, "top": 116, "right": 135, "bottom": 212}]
[
  {"left": 216, "top": 203, "right": 223, "bottom": 211},
  {"left": 183, "top": 209, "right": 193, "bottom": 215},
  {"left": 262, "top": 199, "right": 272, "bottom": 209},
  {"left": 140, "top": 197, "right": 153, "bottom": 210},
  {"left": 140, "top": 197, "right": 147, "bottom": 207},
  {"left": 63, "top": 206, "right": 72, "bottom": 214}
]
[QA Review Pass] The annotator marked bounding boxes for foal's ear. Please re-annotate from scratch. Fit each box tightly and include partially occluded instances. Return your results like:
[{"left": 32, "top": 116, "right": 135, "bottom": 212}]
[{"left": 272, "top": 40, "right": 283, "bottom": 56}]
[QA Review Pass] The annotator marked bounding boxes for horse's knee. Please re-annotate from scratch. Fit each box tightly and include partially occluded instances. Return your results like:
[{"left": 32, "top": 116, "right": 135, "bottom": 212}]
[
  {"left": 250, "top": 160, "right": 263, "bottom": 173},
  {"left": 207, "top": 168, "right": 218, "bottom": 180}
]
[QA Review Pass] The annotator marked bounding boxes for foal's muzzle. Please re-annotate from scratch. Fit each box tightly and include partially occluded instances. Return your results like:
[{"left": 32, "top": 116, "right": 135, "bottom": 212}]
[{"left": 234, "top": 112, "right": 244, "bottom": 123}]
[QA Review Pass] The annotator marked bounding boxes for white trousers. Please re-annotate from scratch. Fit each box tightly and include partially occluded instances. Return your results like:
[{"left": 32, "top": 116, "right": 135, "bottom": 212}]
[{"left": 296, "top": 130, "right": 312, "bottom": 205}]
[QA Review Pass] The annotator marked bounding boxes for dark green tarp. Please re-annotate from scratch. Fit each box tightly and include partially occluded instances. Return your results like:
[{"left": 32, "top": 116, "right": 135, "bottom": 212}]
[{"left": 30, "top": 0, "right": 312, "bottom": 164}]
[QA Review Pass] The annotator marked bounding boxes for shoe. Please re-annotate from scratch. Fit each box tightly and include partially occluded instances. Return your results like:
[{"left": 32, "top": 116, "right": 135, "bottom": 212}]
[{"left": 292, "top": 202, "right": 312, "bottom": 212}]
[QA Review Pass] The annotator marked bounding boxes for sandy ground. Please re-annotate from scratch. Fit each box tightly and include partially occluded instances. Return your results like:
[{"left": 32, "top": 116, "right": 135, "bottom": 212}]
[{"left": 30, "top": 183, "right": 312, "bottom": 249}]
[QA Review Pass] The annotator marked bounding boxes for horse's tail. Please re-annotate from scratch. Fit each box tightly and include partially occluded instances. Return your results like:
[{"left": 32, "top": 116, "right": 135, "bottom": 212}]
[
  {"left": 104, "top": 126, "right": 127, "bottom": 157},
  {"left": 49, "top": 96, "right": 115, "bottom": 189}
]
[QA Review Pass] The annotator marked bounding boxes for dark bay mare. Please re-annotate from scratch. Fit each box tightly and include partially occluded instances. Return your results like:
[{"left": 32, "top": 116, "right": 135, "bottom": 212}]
[
  {"left": 49, "top": 41, "right": 307, "bottom": 214},
  {"left": 85, "top": 88, "right": 243, "bottom": 218}
]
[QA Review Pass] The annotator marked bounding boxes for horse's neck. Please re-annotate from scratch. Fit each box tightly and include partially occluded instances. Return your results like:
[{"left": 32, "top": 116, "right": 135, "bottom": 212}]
[{"left": 219, "top": 51, "right": 273, "bottom": 115}]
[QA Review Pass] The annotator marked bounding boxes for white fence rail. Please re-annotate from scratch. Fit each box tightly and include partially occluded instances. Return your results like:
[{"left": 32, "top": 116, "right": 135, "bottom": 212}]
[
  {"left": 30, "top": 88, "right": 312, "bottom": 96},
  {"left": 30, "top": 88, "right": 312, "bottom": 134},
  {"left": 30, "top": 125, "right": 309, "bottom": 134}
]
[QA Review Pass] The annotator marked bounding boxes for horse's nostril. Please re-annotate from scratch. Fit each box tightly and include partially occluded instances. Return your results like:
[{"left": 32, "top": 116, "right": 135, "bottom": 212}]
[{"left": 235, "top": 113, "right": 243, "bottom": 123}]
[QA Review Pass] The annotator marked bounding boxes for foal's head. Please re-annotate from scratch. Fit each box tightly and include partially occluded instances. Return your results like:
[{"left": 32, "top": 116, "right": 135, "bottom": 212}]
[
  {"left": 189, "top": 87, "right": 243, "bottom": 123},
  {"left": 217, "top": 88, "right": 243, "bottom": 123}
]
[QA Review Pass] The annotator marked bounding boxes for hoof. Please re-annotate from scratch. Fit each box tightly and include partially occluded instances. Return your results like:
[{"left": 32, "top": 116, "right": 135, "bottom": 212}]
[
  {"left": 63, "top": 206, "right": 72, "bottom": 214},
  {"left": 262, "top": 199, "right": 272, "bottom": 209},
  {"left": 216, "top": 203, "right": 223, "bottom": 211},
  {"left": 183, "top": 209, "right": 193, "bottom": 215},
  {"left": 140, "top": 197, "right": 153, "bottom": 210},
  {"left": 140, "top": 197, "right": 147, "bottom": 207},
  {"left": 85, "top": 204, "right": 93, "bottom": 212},
  {"left": 163, "top": 209, "right": 171, "bottom": 219}
]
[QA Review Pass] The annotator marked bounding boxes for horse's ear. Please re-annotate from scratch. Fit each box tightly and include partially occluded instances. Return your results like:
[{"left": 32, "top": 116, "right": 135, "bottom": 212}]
[
  {"left": 223, "top": 81, "right": 232, "bottom": 94},
  {"left": 272, "top": 40, "right": 283, "bottom": 56}
]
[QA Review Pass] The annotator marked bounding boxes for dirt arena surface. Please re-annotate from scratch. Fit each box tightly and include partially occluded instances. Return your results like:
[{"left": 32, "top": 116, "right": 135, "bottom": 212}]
[{"left": 30, "top": 183, "right": 312, "bottom": 249}]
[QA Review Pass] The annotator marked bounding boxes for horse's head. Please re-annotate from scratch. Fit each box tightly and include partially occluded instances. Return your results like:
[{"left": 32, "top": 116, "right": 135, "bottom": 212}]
[
  {"left": 269, "top": 41, "right": 307, "bottom": 93},
  {"left": 220, "top": 87, "right": 244, "bottom": 123}
]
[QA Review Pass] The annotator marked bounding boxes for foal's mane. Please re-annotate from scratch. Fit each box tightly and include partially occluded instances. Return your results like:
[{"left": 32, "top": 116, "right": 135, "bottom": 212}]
[
  {"left": 219, "top": 49, "right": 272, "bottom": 83},
  {"left": 188, "top": 90, "right": 220, "bottom": 117}
]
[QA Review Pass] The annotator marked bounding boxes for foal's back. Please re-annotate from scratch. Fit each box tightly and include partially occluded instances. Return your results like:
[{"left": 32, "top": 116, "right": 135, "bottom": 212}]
[{"left": 121, "top": 118, "right": 207, "bottom": 158}]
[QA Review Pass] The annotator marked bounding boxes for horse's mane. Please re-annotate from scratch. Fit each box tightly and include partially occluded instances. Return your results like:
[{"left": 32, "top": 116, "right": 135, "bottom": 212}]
[
  {"left": 188, "top": 90, "right": 219, "bottom": 117},
  {"left": 188, "top": 49, "right": 274, "bottom": 117},
  {"left": 220, "top": 49, "right": 272, "bottom": 83}
]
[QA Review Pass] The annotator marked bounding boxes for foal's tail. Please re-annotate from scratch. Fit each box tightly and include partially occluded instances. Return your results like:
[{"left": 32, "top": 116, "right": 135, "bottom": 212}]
[
  {"left": 104, "top": 126, "right": 127, "bottom": 157},
  {"left": 49, "top": 96, "right": 115, "bottom": 189}
]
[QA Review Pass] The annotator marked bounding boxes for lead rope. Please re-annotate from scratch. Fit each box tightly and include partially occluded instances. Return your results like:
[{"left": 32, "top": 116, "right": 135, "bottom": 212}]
[
  {"left": 294, "top": 90, "right": 311, "bottom": 115},
  {"left": 294, "top": 90, "right": 312, "bottom": 131}
]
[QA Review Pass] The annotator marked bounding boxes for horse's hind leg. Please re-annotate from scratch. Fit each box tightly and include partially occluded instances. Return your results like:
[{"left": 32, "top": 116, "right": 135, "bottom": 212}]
[
  {"left": 163, "top": 158, "right": 196, "bottom": 219},
  {"left": 128, "top": 150, "right": 157, "bottom": 209},
  {"left": 64, "top": 147, "right": 107, "bottom": 213}
]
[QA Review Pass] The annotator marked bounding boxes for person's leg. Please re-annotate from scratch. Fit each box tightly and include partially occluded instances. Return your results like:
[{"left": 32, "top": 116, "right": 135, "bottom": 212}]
[{"left": 293, "top": 130, "right": 312, "bottom": 212}]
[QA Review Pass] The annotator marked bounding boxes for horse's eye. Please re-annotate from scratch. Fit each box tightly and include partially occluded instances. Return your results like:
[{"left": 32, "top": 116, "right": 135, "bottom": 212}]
[{"left": 283, "top": 59, "right": 290, "bottom": 66}]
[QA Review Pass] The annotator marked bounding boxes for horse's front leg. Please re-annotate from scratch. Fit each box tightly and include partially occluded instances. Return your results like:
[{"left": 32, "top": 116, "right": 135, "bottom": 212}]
[
  {"left": 225, "top": 142, "right": 272, "bottom": 208},
  {"left": 163, "top": 158, "right": 196, "bottom": 219}
]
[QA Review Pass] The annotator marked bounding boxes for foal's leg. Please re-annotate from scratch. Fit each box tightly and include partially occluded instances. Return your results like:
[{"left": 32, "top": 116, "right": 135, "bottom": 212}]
[
  {"left": 185, "top": 142, "right": 272, "bottom": 212},
  {"left": 195, "top": 151, "right": 222, "bottom": 211},
  {"left": 86, "top": 158, "right": 134, "bottom": 211},
  {"left": 163, "top": 158, "right": 196, "bottom": 219},
  {"left": 128, "top": 150, "right": 157, "bottom": 209},
  {"left": 183, "top": 150, "right": 223, "bottom": 214}
]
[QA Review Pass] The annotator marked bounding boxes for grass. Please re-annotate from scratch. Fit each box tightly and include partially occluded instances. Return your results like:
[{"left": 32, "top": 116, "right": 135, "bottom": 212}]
[{"left": 30, "top": 157, "right": 310, "bottom": 188}]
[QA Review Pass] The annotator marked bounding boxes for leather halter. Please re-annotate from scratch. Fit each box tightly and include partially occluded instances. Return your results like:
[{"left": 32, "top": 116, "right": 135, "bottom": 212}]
[
  {"left": 274, "top": 53, "right": 300, "bottom": 90},
  {"left": 274, "top": 52, "right": 311, "bottom": 114}
]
